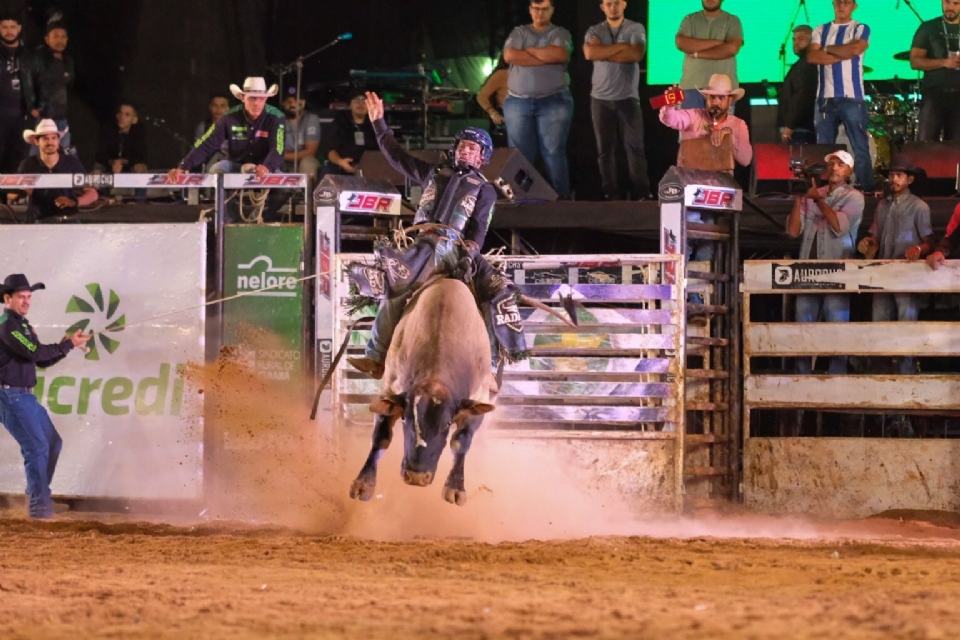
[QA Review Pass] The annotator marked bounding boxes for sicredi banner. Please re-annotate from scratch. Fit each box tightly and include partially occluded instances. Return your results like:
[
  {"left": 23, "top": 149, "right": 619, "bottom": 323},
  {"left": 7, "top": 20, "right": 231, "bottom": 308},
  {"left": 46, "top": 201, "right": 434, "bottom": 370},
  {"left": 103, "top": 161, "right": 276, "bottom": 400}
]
[{"left": 0, "top": 224, "right": 206, "bottom": 500}]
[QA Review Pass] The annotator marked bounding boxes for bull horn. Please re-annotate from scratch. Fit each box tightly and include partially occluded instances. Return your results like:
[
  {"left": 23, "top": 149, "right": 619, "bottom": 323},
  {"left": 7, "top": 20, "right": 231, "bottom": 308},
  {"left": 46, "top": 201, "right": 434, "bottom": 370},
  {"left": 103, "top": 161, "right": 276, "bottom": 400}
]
[{"left": 517, "top": 294, "right": 578, "bottom": 328}]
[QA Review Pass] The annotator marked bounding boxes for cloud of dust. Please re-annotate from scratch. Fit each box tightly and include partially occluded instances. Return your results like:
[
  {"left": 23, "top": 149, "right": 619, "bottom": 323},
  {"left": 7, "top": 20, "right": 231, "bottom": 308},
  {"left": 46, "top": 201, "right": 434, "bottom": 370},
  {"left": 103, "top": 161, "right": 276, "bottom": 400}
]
[{"left": 168, "top": 327, "right": 824, "bottom": 542}]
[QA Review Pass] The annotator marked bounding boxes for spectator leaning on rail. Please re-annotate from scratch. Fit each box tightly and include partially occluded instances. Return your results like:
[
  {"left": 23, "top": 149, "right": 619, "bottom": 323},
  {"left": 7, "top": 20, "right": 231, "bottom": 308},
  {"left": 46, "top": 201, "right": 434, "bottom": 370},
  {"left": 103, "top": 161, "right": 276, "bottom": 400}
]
[
  {"left": 169, "top": 77, "right": 284, "bottom": 182},
  {"left": 18, "top": 119, "right": 97, "bottom": 223},
  {"left": 94, "top": 101, "right": 148, "bottom": 174},
  {"left": 857, "top": 157, "right": 933, "bottom": 374},
  {"left": 0, "top": 273, "right": 91, "bottom": 519},
  {"left": 925, "top": 196, "right": 960, "bottom": 270},
  {"left": 786, "top": 150, "right": 864, "bottom": 375}
]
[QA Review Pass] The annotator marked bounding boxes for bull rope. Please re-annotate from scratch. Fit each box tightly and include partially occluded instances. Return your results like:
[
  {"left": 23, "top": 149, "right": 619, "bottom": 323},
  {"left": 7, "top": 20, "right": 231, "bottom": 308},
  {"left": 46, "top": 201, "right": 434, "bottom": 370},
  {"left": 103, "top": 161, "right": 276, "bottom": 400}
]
[{"left": 121, "top": 272, "right": 324, "bottom": 329}]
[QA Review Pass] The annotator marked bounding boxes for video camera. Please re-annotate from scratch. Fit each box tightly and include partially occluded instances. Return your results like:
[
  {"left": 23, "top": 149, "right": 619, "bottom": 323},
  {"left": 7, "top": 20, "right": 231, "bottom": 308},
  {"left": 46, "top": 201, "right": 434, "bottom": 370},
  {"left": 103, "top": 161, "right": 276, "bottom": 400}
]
[{"left": 788, "top": 157, "right": 827, "bottom": 195}]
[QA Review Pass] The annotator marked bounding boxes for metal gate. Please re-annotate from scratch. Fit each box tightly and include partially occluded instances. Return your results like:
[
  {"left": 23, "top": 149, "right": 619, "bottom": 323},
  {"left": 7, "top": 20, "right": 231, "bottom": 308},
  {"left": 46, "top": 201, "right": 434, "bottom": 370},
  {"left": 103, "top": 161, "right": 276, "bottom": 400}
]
[{"left": 330, "top": 253, "right": 688, "bottom": 510}]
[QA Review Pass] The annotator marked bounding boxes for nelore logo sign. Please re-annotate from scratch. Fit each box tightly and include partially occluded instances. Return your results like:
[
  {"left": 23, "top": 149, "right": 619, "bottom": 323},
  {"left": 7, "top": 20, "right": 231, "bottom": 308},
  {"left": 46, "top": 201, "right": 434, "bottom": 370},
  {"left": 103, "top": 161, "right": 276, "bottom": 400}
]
[
  {"left": 65, "top": 283, "right": 125, "bottom": 361},
  {"left": 38, "top": 283, "right": 186, "bottom": 417},
  {"left": 236, "top": 255, "right": 299, "bottom": 297}
]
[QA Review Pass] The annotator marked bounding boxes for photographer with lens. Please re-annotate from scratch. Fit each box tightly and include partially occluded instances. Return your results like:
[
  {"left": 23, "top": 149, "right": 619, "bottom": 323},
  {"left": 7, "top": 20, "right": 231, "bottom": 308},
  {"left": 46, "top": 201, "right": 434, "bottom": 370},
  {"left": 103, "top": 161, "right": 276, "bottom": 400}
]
[{"left": 786, "top": 150, "right": 864, "bottom": 375}]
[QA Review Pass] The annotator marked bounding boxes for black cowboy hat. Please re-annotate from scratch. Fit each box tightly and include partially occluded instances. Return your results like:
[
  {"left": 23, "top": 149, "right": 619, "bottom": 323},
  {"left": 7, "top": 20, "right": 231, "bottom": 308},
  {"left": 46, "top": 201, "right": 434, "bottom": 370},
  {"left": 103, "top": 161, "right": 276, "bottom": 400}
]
[
  {"left": 0, "top": 274, "right": 46, "bottom": 295},
  {"left": 886, "top": 156, "right": 924, "bottom": 177}
]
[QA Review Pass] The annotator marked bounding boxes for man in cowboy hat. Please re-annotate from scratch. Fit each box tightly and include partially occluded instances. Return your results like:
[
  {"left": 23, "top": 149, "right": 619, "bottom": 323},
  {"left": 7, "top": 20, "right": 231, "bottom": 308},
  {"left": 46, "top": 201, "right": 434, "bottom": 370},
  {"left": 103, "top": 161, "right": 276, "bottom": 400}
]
[
  {"left": 169, "top": 76, "right": 285, "bottom": 182},
  {"left": 857, "top": 157, "right": 932, "bottom": 378},
  {"left": 787, "top": 150, "right": 864, "bottom": 375},
  {"left": 0, "top": 273, "right": 90, "bottom": 518},
  {"left": 17, "top": 118, "right": 97, "bottom": 223},
  {"left": 658, "top": 73, "right": 752, "bottom": 168}
]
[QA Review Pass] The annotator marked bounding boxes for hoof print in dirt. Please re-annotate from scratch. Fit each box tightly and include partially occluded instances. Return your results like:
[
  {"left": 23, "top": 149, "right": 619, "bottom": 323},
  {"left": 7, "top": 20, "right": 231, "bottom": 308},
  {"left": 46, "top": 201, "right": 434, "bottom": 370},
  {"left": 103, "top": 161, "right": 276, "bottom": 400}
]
[{"left": 442, "top": 486, "right": 467, "bottom": 506}]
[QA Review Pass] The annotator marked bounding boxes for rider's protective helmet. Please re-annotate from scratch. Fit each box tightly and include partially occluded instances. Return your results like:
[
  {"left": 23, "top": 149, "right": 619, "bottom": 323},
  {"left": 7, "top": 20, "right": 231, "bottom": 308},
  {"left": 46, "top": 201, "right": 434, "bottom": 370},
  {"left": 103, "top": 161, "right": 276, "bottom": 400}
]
[{"left": 451, "top": 126, "right": 494, "bottom": 167}]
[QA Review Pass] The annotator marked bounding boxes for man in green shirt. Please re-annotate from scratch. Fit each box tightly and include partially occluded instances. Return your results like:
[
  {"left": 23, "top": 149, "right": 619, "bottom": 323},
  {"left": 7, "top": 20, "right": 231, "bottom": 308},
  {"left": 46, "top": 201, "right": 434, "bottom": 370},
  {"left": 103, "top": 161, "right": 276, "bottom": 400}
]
[{"left": 675, "top": 0, "right": 743, "bottom": 110}]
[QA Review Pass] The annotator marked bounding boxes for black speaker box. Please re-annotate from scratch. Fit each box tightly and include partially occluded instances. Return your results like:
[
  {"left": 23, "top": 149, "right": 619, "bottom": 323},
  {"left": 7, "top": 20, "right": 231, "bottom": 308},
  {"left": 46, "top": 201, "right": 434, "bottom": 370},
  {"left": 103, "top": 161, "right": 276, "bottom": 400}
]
[
  {"left": 483, "top": 148, "right": 558, "bottom": 201},
  {"left": 750, "top": 143, "right": 846, "bottom": 196},
  {"left": 355, "top": 150, "right": 444, "bottom": 187}
]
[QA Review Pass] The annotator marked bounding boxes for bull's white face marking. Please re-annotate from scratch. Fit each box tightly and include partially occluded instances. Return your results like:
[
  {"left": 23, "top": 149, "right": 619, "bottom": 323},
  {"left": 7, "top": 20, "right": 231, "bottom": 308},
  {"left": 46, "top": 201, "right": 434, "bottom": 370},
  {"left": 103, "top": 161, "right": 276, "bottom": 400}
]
[{"left": 412, "top": 394, "right": 427, "bottom": 448}]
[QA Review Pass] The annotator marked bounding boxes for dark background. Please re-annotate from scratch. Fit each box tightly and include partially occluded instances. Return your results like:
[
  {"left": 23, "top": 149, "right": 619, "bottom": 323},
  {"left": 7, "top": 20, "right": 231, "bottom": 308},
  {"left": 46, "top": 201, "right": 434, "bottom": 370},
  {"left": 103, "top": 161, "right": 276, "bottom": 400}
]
[{"left": 7, "top": 0, "right": 734, "bottom": 200}]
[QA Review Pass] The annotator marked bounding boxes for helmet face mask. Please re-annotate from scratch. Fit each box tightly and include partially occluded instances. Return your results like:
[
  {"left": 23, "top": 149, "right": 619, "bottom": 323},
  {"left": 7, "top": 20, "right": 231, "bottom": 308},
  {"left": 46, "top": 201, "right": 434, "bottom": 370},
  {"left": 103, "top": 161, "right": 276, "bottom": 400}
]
[{"left": 451, "top": 127, "right": 493, "bottom": 168}]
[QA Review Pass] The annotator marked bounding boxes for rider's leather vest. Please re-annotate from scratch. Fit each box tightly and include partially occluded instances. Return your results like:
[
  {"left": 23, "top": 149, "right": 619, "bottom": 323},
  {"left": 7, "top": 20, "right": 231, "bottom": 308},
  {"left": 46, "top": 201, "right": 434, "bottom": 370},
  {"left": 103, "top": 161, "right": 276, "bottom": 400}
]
[{"left": 414, "top": 166, "right": 489, "bottom": 235}]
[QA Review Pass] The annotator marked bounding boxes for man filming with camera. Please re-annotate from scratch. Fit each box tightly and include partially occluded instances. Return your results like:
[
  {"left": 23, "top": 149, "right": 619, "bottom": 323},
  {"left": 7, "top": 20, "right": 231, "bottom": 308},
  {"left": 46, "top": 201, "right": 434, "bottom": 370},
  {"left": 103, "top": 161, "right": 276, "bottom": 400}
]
[{"left": 786, "top": 150, "right": 864, "bottom": 375}]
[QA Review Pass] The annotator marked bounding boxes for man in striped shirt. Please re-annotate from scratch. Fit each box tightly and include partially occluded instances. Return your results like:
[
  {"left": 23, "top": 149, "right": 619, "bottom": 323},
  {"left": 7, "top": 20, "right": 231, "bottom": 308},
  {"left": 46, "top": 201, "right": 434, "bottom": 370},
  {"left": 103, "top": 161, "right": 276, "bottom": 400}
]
[{"left": 807, "top": 0, "right": 874, "bottom": 192}]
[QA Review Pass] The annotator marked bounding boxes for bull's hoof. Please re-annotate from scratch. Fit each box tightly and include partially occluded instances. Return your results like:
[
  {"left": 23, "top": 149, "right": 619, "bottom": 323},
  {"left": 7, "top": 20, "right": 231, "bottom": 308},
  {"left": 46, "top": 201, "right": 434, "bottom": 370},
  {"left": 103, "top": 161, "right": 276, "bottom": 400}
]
[
  {"left": 349, "top": 475, "right": 377, "bottom": 501},
  {"left": 442, "top": 485, "right": 468, "bottom": 506}
]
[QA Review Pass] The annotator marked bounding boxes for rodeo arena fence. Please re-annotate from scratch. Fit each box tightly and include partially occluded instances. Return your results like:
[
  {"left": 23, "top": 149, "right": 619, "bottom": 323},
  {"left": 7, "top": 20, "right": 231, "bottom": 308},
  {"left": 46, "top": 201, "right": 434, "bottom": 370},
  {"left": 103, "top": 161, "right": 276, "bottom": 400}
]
[{"left": 1, "top": 168, "right": 958, "bottom": 517}]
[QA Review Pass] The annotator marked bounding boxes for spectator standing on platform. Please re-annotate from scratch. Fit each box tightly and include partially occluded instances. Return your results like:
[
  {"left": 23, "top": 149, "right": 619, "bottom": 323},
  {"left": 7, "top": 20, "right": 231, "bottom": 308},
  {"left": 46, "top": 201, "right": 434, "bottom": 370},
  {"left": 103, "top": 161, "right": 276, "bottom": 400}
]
[
  {"left": 18, "top": 119, "right": 96, "bottom": 223},
  {"left": 477, "top": 56, "right": 508, "bottom": 126},
  {"left": 584, "top": 0, "right": 650, "bottom": 200},
  {"left": 807, "top": 0, "right": 874, "bottom": 191},
  {"left": 857, "top": 157, "right": 932, "bottom": 376},
  {"left": 322, "top": 93, "right": 377, "bottom": 177},
  {"left": 786, "top": 150, "right": 864, "bottom": 375},
  {"left": 0, "top": 13, "right": 36, "bottom": 173},
  {"left": 910, "top": 0, "right": 960, "bottom": 141},
  {"left": 0, "top": 273, "right": 90, "bottom": 519},
  {"left": 32, "top": 19, "right": 74, "bottom": 155},
  {"left": 503, "top": 0, "right": 574, "bottom": 199},
  {"left": 281, "top": 94, "right": 320, "bottom": 179},
  {"left": 169, "top": 77, "right": 284, "bottom": 181},
  {"left": 675, "top": 0, "right": 743, "bottom": 111},
  {"left": 94, "top": 102, "right": 147, "bottom": 174},
  {"left": 777, "top": 25, "right": 818, "bottom": 144}
]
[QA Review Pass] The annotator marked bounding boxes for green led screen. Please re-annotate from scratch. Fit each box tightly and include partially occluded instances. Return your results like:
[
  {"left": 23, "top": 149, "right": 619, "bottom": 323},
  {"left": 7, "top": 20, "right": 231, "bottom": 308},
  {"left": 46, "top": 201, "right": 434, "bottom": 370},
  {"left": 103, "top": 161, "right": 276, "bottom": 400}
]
[{"left": 647, "top": 0, "right": 946, "bottom": 85}]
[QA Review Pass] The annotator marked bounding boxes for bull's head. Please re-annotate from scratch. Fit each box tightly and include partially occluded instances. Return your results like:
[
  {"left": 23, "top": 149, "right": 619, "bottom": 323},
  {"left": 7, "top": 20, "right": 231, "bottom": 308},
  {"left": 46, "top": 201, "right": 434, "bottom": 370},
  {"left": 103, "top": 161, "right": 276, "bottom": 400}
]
[{"left": 369, "top": 381, "right": 494, "bottom": 487}]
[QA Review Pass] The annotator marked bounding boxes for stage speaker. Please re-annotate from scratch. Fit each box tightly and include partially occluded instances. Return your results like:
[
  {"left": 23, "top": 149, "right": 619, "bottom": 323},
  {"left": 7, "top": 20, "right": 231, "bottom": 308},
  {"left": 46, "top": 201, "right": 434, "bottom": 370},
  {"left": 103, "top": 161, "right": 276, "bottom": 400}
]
[
  {"left": 355, "top": 150, "right": 444, "bottom": 187},
  {"left": 750, "top": 143, "right": 845, "bottom": 196},
  {"left": 750, "top": 105, "right": 780, "bottom": 144},
  {"left": 896, "top": 141, "right": 960, "bottom": 195},
  {"left": 484, "top": 148, "right": 558, "bottom": 202}
]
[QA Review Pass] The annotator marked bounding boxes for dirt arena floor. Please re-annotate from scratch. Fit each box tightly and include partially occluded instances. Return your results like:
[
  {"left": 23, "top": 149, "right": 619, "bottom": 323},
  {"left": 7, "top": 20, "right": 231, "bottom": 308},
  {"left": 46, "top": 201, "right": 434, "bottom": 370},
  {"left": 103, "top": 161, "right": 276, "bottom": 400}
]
[
  {"left": 4, "top": 354, "right": 960, "bottom": 639},
  {"left": 3, "top": 512, "right": 960, "bottom": 639}
]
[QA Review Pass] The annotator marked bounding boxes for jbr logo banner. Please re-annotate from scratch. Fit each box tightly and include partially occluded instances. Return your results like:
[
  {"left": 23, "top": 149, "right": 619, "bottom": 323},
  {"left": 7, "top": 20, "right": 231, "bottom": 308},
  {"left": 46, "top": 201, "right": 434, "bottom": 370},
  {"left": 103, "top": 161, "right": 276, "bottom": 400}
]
[
  {"left": 0, "top": 223, "right": 206, "bottom": 500},
  {"left": 224, "top": 226, "right": 305, "bottom": 383}
]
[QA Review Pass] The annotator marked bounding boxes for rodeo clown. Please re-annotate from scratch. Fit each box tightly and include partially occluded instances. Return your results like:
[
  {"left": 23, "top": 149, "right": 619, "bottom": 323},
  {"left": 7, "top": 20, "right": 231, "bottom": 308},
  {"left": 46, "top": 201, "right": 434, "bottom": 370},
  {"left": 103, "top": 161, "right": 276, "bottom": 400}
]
[{"left": 347, "top": 91, "right": 522, "bottom": 380}]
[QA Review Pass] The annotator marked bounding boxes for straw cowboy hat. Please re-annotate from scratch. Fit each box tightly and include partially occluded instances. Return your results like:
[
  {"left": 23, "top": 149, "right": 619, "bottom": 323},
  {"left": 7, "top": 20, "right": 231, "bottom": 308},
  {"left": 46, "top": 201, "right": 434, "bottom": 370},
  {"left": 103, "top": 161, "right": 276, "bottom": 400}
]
[
  {"left": 22, "top": 119, "right": 67, "bottom": 145},
  {"left": 697, "top": 74, "right": 745, "bottom": 101},
  {"left": 0, "top": 273, "right": 45, "bottom": 296},
  {"left": 229, "top": 76, "right": 279, "bottom": 101}
]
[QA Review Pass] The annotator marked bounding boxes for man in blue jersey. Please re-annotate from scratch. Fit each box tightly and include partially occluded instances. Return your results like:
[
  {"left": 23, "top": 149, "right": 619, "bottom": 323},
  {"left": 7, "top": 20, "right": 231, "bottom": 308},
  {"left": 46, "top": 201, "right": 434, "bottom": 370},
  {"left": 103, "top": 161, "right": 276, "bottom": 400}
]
[{"left": 807, "top": 0, "right": 874, "bottom": 192}]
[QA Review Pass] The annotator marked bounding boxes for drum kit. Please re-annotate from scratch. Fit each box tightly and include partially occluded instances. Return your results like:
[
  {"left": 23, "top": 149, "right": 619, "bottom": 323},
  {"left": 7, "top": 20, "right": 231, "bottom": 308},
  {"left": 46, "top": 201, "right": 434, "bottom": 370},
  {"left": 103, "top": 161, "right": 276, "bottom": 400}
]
[{"left": 863, "top": 50, "right": 921, "bottom": 170}]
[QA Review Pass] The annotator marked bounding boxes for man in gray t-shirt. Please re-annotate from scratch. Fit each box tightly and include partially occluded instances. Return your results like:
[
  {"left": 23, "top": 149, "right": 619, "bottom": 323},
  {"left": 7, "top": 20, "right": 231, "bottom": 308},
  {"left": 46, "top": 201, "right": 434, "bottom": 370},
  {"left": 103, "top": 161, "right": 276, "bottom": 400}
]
[
  {"left": 503, "top": 0, "right": 574, "bottom": 198},
  {"left": 282, "top": 95, "right": 321, "bottom": 178},
  {"left": 584, "top": 0, "right": 649, "bottom": 200}
]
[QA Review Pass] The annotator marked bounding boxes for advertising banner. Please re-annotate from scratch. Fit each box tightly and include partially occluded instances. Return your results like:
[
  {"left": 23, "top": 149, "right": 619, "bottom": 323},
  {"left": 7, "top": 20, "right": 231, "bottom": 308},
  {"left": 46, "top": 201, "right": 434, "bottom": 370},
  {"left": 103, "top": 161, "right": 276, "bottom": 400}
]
[
  {"left": 223, "top": 225, "right": 304, "bottom": 383},
  {"left": 0, "top": 224, "right": 206, "bottom": 500}
]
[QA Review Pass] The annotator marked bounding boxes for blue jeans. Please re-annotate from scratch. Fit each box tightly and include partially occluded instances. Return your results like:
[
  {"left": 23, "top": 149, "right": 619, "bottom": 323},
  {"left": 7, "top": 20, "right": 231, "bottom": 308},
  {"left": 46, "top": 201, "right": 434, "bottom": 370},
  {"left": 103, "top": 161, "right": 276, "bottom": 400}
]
[
  {"left": 29, "top": 118, "right": 71, "bottom": 156},
  {"left": 872, "top": 293, "right": 919, "bottom": 374},
  {"left": 794, "top": 294, "right": 850, "bottom": 375},
  {"left": 0, "top": 388, "right": 62, "bottom": 518},
  {"left": 503, "top": 90, "right": 573, "bottom": 198},
  {"left": 209, "top": 159, "right": 243, "bottom": 174},
  {"left": 816, "top": 98, "right": 874, "bottom": 191}
]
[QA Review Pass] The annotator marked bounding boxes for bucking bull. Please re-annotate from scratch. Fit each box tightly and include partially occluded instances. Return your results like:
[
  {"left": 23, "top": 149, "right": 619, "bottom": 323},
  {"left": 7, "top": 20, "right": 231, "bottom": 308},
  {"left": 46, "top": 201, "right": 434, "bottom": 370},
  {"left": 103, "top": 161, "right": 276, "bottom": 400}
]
[{"left": 346, "top": 243, "right": 576, "bottom": 506}]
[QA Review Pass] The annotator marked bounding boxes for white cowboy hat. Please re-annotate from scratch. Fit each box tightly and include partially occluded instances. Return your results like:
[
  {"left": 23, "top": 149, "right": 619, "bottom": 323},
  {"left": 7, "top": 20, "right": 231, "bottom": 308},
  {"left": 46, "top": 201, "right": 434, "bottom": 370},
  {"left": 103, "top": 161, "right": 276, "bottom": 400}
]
[
  {"left": 23, "top": 119, "right": 67, "bottom": 145},
  {"left": 229, "top": 76, "right": 279, "bottom": 101},
  {"left": 697, "top": 74, "right": 746, "bottom": 101}
]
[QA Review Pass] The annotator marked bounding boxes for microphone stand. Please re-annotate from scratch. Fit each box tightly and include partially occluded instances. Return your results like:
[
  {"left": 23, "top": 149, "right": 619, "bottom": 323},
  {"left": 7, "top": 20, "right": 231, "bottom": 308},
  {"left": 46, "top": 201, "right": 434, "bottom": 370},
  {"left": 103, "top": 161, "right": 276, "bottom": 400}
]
[
  {"left": 271, "top": 34, "right": 351, "bottom": 175},
  {"left": 142, "top": 116, "right": 192, "bottom": 154},
  {"left": 778, "top": 0, "right": 807, "bottom": 79},
  {"left": 901, "top": 0, "right": 924, "bottom": 24}
]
